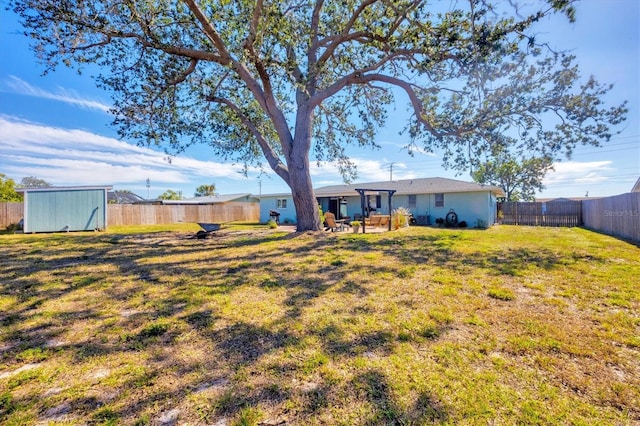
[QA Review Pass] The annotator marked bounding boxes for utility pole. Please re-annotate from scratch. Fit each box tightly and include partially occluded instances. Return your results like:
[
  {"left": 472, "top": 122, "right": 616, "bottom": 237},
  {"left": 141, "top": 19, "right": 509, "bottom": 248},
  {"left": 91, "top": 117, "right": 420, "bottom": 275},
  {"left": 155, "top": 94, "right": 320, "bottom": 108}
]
[
  {"left": 388, "top": 163, "right": 395, "bottom": 181},
  {"left": 146, "top": 178, "right": 150, "bottom": 199}
]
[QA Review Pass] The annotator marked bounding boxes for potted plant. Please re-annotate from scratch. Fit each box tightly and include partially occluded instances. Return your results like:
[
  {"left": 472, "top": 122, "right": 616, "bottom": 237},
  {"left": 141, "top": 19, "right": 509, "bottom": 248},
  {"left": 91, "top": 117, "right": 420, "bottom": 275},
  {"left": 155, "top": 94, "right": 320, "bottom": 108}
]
[{"left": 350, "top": 220, "right": 361, "bottom": 233}]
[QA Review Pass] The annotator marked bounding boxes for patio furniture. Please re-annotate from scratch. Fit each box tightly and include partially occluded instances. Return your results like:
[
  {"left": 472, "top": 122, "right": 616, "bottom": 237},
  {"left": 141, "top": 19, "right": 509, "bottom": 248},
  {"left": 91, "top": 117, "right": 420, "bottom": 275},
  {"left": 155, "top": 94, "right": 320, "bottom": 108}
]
[
  {"left": 324, "top": 212, "right": 345, "bottom": 232},
  {"left": 367, "top": 215, "right": 382, "bottom": 227}
]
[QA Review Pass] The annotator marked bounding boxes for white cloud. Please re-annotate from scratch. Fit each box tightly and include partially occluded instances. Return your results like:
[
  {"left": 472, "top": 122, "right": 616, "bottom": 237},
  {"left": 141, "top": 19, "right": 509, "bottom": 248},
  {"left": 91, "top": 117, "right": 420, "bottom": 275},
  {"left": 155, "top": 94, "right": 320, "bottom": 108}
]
[
  {"left": 3, "top": 76, "right": 111, "bottom": 112},
  {"left": 0, "top": 115, "right": 249, "bottom": 191},
  {"left": 307, "top": 158, "right": 424, "bottom": 186},
  {"left": 544, "top": 161, "right": 614, "bottom": 186}
]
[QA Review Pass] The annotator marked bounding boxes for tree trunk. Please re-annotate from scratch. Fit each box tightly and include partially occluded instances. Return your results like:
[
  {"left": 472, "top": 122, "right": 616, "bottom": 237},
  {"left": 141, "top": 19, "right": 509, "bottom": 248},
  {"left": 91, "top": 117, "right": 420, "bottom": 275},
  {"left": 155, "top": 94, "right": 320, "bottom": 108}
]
[
  {"left": 289, "top": 164, "right": 321, "bottom": 232},
  {"left": 288, "top": 105, "right": 321, "bottom": 232}
]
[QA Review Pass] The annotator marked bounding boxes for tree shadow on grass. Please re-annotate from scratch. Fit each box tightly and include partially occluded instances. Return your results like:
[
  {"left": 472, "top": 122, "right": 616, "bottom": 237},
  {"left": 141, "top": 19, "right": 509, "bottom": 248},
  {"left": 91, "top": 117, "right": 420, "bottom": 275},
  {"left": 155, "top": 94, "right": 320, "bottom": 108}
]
[
  {"left": 208, "top": 321, "right": 294, "bottom": 366},
  {"left": 0, "top": 227, "right": 618, "bottom": 424},
  {"left": 351, "top": 369, "right": 448, "bottom": 424},
  {"left": 371, "top": 233, "right": 605, "bottom": 276}
]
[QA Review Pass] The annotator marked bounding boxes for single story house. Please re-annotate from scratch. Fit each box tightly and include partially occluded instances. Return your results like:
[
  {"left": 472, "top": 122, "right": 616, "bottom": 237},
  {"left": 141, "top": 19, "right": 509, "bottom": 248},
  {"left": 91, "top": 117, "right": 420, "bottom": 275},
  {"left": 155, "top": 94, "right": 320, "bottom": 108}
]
[
  {"left": 17, "top": 185, "right": 112, "bottom": 233},
  {"left": 259, "top": 177, "right": 504, "bottom": 228},
  {"left": 158, "top": 193, "right": 259, "bottom": 205},
  {"left": 107, "top": 191, "right": 146, "bottom": 204}
]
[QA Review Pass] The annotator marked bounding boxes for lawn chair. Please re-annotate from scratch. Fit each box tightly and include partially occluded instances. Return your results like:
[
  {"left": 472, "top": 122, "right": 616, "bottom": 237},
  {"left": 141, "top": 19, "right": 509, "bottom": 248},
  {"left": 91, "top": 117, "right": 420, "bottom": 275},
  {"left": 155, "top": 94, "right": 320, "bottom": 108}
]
[{"left": 324, "top": 212, "right": 345, "bottom": 232}]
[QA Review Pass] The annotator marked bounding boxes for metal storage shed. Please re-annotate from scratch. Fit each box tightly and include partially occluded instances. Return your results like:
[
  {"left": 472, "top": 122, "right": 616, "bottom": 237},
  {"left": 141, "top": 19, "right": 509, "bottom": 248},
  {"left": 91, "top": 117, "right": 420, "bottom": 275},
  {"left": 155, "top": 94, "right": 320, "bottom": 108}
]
[{"left": 17, "top": 186, "right": 113, "bottom": 233}]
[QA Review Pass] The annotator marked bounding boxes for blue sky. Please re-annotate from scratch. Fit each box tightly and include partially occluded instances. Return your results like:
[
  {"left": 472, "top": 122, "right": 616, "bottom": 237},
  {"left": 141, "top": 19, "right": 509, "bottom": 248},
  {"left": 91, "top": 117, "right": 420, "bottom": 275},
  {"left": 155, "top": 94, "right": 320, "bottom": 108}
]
[{"left": 1, "top": 1, "right": 638, "bottom": 199}]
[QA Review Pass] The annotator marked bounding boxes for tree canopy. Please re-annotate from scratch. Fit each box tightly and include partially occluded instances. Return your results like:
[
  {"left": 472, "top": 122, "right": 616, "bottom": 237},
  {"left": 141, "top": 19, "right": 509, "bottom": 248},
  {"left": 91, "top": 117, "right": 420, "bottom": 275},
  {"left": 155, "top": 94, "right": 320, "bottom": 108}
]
[
  {"left": 158, "top": 190, "right": 183, "bottom": 200},
  {"left": 472, "top": 152, "right": 554, "bottom": 202},
  {"left": 195, "top": 183, "right": 217, "bottom": 197},
  {"left": 0, "top": 174, "right": 22, "bottom": 202},
  {"left": 17, "top": 176, "right": 52, "bottom": 188},
  {"left": 12, "top": 0, "right": 627, "bottom": 230}
]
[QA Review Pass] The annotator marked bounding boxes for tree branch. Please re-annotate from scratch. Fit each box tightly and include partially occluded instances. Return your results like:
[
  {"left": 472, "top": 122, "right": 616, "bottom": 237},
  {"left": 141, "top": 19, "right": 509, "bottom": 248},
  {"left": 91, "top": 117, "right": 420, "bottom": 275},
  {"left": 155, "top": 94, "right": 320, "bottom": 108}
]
[
  {"left": 168, "top": 58, "right": 198, "bottom": 85},
  {"left": 314, "top": 0, "right": 377, "bottom": 65},
  {"left": 182, "top": 0, "right": 231, "bottom": 57},
  {"left": 205, "top": 95, "right": 290, "bottom": 184}
]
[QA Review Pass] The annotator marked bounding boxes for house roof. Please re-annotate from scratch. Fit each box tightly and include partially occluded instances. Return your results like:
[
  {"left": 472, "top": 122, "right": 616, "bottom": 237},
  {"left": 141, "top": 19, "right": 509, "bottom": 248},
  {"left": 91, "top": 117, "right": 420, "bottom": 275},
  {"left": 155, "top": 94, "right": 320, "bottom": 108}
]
[
  {"left": 535, "top": 197, "right": 598, "bottom": 203},
  {"left": 17, "top": 185, "right": 113, "bottom": 193},
  {"left": 160, "top": 193, "right": 257, "bottom": 205},
  {"left": 107, "top": 191, "right": 146, "bottom": 204},
  {"left": 632, "top": 177, "right": 640, "bottom": 193},
  {"left": 312, "top": 177, "right": 504, "bottom": 197}
]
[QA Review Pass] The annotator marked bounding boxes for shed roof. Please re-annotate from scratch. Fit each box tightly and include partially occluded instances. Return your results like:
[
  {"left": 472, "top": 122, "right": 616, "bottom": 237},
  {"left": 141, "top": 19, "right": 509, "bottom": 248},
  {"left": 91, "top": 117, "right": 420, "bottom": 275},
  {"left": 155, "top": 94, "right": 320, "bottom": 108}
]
[{"left": 17, "top": 185, "right": 113, "bottom": 193}]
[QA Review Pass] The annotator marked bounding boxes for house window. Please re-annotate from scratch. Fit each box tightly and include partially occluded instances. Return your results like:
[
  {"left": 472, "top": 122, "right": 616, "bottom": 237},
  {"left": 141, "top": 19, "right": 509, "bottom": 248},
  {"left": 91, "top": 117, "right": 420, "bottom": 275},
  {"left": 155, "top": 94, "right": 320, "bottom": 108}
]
[
  {"left": 435, "top": 193, "right": 444, "bottom": 207},
  {"left": 276, "top": 198, "right": 287, "bottom": 209},
  {"left": 408, "top": 194, "right": 417, "bottom": 209}
]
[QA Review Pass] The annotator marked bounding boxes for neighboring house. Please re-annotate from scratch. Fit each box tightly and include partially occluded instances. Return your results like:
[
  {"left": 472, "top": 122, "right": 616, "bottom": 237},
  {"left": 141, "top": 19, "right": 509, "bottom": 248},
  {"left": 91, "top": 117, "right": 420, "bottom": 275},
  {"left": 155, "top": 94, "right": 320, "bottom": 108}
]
[
  {"left": 158, "top": 193, "right": 259, "bottom": 205},
  {"left": 535, "top": 197, "right": 597, "bottom": 203},
  {"left": 17, "top": 185, "right": 112, "bottom": 233},
  {"left": 259, "top": 177, "right": 504, "bottom": 228},
  {"left": 107, "top": 191, "right": 146, "bottom": 204},
  {"left": 258, "top": 192, "right": 298, "bottom": 224}
]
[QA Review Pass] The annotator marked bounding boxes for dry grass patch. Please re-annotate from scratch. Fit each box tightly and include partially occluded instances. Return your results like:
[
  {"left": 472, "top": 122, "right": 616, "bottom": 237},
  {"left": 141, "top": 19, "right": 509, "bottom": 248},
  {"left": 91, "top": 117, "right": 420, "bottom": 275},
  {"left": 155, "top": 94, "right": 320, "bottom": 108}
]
[{"left": 0, "top": 225, "right": 638, "bottom": 425}]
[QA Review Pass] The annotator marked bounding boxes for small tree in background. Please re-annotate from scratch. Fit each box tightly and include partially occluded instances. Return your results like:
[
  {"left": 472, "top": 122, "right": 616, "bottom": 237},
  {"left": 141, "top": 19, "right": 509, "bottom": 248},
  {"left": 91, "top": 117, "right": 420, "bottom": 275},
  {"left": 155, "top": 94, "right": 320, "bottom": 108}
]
[
  {"left": 158, "top": 190, "right": 183, "bottom": 200},
  {"left": 18, "top": 176, "right": 51, "bottom": 188},
  {"left": 194, "top": 184, "right": 217, "bottom": 197},
  {"left": 0, "top": 174, "right": 22, "bottom": 202},
  {"left": 472, "top": 152, "right": 554, "bottom": 202}
]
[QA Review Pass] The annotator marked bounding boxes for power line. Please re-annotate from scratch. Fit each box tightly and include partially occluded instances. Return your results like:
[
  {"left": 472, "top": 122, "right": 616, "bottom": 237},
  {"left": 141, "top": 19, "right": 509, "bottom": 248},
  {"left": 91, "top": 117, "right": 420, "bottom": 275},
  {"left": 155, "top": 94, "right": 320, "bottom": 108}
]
[{"left": 387, "top": 162, "right": 395, "bottom": 181}]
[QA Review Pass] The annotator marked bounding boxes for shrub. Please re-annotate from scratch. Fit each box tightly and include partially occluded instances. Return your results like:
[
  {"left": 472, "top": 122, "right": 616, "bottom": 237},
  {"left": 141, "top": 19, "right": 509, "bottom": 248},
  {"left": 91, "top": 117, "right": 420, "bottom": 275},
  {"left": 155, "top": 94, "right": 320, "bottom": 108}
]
[{"left": 391, "top": 207, "right": 411, "bottom": 229}]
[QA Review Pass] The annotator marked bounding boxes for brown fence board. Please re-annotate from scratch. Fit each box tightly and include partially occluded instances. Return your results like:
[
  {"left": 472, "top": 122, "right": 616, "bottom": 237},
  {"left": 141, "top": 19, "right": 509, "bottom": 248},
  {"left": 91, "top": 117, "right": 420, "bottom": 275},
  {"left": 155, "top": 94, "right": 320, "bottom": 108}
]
[
  {"left": 0, "top": 202, "right": 24, "bottom": 228},
  {"left": 583, "top": 193, "right": 640, "bottom": 243},
  {"left": 106, "top": 203, "right": 259, "bottom": 226},
  {"left": 500, "top": 200, "right": 582, "bottom": 227}
]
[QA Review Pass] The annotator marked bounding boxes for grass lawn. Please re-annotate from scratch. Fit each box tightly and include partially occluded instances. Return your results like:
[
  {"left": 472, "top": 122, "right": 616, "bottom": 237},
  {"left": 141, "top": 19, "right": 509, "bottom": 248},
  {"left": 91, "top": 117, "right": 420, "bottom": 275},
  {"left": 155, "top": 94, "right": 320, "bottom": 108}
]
[{"left": 0, "top": 224, "right": 638, "bottom": 425}]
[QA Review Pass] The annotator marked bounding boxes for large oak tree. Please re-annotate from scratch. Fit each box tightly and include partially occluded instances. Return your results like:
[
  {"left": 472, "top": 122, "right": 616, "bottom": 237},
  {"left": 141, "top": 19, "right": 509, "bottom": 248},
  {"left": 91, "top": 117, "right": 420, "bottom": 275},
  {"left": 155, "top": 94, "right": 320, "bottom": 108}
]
[{"left": 12, "top": 0, "right": 627, "bottom": 230}]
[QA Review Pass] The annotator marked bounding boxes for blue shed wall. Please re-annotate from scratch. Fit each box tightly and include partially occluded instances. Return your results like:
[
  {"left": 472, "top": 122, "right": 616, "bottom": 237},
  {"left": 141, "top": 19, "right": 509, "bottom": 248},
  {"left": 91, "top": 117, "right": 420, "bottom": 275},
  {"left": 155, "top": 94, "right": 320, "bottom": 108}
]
[{"left": 24, "top": 189, "right": 107, "bottom": 233}]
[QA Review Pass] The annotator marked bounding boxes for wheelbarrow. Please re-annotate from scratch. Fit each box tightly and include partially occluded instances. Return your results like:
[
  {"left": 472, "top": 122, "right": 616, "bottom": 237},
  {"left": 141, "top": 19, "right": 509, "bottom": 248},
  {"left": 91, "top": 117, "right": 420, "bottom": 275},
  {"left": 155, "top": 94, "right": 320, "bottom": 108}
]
[{"left": 193, "top": 222, "right": 222, "bottom": 239}]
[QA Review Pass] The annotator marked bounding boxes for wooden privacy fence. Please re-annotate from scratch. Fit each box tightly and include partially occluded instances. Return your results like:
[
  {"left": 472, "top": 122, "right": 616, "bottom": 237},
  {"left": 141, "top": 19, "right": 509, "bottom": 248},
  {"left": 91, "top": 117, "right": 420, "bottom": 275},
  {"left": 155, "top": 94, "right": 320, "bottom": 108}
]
[
  {"left": 107, "top": 203, "right": 260, "bottom": 226},
  {"left": 583, "top": 192, "right": 640, "bottom": 243},
  {"left": 0, "top": 202, "right": 23, "bottom": 228},
  {"left": 0, "top": 202, "right": 259, "bottom": 228},
  {"left": 500, "top": 200, "right": 583, "bottom": 227}
]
